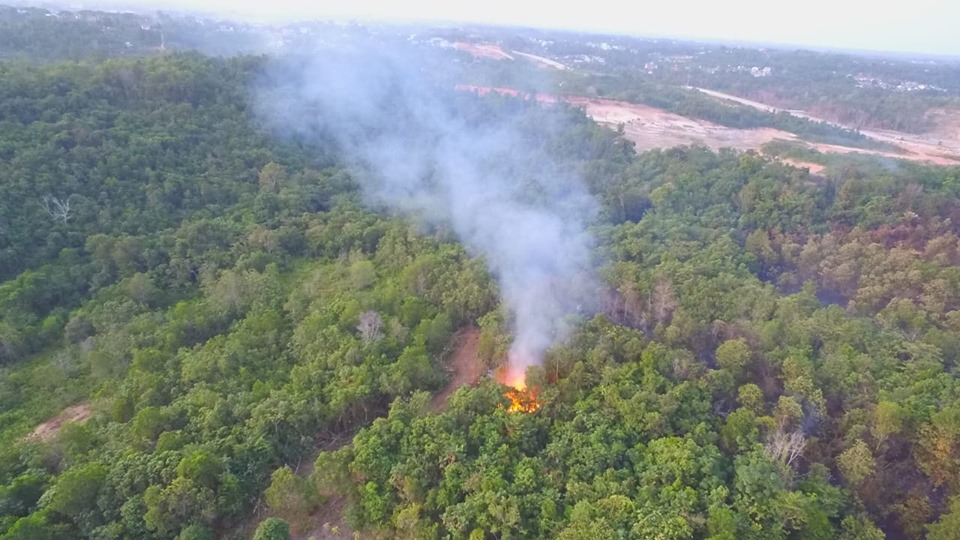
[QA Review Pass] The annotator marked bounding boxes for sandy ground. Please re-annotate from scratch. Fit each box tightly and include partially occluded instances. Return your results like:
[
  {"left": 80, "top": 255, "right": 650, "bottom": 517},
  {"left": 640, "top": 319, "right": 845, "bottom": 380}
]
[
  {"left": 452, "top": 42, "right": 567, "bottom": 70},
  {"left": 28, "top": 403, "right": 92, "bottom": 442},
  {"left": 452, "top": 42, "right": 514, "bottom": 60},
  {"left": 693, "top": 87, "right": 782, "bottom": 113},
  {"left": 569, "top": 95, "right": 799, "bottom": 152}
]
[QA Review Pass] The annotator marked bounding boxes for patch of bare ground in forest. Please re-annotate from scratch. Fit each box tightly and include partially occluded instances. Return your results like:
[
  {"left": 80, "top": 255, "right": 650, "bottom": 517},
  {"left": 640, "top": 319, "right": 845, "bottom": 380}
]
[
  {"left": 458, "top": 85, "right": 960, "bottom": 167},
  {"left": 28, "top": 403, "right": 92, "bottom": 442},
  {"left": 430, "top": 327, "right": 482, "bottom": 412}
]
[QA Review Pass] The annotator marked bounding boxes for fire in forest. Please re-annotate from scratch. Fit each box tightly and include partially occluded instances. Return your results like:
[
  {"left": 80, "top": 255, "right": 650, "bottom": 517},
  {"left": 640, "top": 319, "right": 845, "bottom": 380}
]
[
  {"left": 257, "top": 51, "right": 598, "bottom": 416},
  {"left": 496, "top": 363, "right": 542, "bottom": 413},
  {"left": 503, "top": 385, "right": 541, "bottom": 413}
]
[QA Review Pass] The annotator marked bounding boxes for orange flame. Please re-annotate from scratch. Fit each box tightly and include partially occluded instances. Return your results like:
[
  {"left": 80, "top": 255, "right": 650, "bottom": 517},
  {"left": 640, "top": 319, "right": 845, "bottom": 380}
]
[
  {"left": 496, "top": 364, "right": 541, "bottom": 413},
  {"left": 504, "top": 386, "right": 541, "bottom": 413}
]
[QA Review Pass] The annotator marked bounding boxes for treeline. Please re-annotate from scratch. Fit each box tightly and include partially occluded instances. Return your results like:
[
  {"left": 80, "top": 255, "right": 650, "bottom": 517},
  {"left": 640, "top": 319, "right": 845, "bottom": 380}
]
[
  {"left": 0, "top": 6, "right": 271, "bottom": 61},
  {"left": 631, "top": 48, "right": 960, "bottom": 134},
  {"left": 0, "top": 6, "right": 162, "bottom": 61}
]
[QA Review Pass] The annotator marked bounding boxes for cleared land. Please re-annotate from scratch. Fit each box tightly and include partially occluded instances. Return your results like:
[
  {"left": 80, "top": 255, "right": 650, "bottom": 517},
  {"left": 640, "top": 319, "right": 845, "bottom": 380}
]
[
  {"left": 458, "top": 85, "right": 960, "bottom": 167},
  {"left": 458, "top": 85, "right": 796, "bottom": 151},
  {"left": 694, "top": 87, "right": 960, "bottom": 165},
  {"left": 511, "top": 50, "right": 568, "bottom": 70},
  {"left": 29, "top": 403, "right": 92, "bottom": 442},
  {"left": 451, "top": 41, "right": 568, "bottom": 70},
  {"left": 452, "top": 42, "right": 514, "bottom": 60}
]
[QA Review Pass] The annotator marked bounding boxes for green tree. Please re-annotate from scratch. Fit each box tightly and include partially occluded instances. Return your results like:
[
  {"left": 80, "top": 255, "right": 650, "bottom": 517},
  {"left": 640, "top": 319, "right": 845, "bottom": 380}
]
[
  {"left": 258, "top": 162, "right": 288, "bottom": 193},
  {"left": 177, "top": 523, "right": 216, "bottom": 540},
  {"left": 927, "top": 496, "right": 960, "bottom": 540},
  {"left": 254, "top": 517, "right": 291, "bottom": 540},
  {"left": 737, "top": 383, "right": 765, "bottom": 415},
  {"left": 871, "top": 401, "right": 903, "bottom": 450},
  {"left": 264, "top": 467, "right": 317, "bottom": 532},
  {"left": 837, "top": 441, "right": 876, "bottom": 485},
  {"left": 716, "top": 339, "right": 751, "bottom": 378},
  {"left": 46, "top": 462, "right": 107, "bottom": 527}
]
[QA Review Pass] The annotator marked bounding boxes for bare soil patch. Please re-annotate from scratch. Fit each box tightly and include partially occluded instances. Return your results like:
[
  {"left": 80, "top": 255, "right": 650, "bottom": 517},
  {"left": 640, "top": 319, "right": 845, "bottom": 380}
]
[
  {"left": 694, "top": 87, "right": 960, "bottom": 165},
  {"left": 512, "top": 50, "right": 567, "bottom": 70},
  {"left": 431, "top": 327, "right": 482, "bottom": 412},
  {"left": 926, "top": 108, "right": 960, "bottom": 142},
  {"left": 458, "top": 85, "right": 960, "bottom": 167},
  {"left": 28, "top": 403, "right": 92, "bottom": 442},
  {"left": 457, "top": 86, "right": 798, "bottom": 152},
  {"left": 569, "top": 95, "right": 797, "bottom": 152},
  {"left": 452, "top": 42, "right": 514, "bottom": 60}
]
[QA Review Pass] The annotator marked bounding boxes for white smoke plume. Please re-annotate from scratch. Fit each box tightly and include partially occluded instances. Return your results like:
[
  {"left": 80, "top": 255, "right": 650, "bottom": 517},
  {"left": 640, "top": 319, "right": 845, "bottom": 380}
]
[{"left": 255, "top": 44, "right": 598, "bottom": 385}]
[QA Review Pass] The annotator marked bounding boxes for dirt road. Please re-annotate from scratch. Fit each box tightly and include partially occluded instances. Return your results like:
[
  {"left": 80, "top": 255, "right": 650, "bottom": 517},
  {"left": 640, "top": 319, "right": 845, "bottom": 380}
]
[
  {"left": 457, "top": 84, "right": 960, "bottom": 167},
  {"left": 282, "top": 328, "right": 484, "bottom": 539},
  {"left": 452, "top": 42, "right": 514, "bottom": 60},
  {"left": 430, "top": 327, "right": 483, "bottom": 412},
  {"left": 693, "top": 87, "right": 960, "bottom": 165}
]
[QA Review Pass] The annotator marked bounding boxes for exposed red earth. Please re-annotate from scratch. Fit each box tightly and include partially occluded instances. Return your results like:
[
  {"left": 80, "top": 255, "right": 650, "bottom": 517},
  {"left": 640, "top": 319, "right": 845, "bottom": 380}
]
[
  {"left": 430, "top": 327, "right": 483, "bottom": 412},
  {"left": 28, "top": 403, "right": 92, "bottom": 442},
  {"left": 458, "top": 84, "right": 960, "bottom": 168}
]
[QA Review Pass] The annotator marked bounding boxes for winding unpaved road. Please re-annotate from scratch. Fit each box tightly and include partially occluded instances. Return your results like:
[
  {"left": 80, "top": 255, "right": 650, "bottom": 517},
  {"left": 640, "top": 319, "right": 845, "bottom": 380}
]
[{"left": 287, "top": 328, "right": 484, "bottom": 539}]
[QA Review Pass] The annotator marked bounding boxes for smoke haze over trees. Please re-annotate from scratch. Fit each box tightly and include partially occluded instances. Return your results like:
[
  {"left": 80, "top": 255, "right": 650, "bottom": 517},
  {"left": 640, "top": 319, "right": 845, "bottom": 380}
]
[{"left": 256, "top": 46, "right": 600, "bottom": 381}]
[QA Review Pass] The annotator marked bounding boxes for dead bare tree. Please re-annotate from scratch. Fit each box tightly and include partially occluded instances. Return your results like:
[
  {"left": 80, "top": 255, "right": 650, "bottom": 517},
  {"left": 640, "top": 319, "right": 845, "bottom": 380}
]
[
  {"left": 651, "top": 276, "right": 678, "bottom": 326},
  {"left": 42, "top": 196, "right": 72, "bottom": 223},
  {"left": 765, "top": 428, "right": 807, "bottom": 470},
  {"left": 357, "top": 310, "right": 383, "bottom": 343}
]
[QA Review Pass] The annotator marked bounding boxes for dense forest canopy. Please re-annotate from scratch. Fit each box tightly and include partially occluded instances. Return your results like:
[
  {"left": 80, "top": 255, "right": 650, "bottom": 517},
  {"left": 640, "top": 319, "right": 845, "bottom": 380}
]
[{"left": 1, "top": 6, "right": 960, "bottom": 540}]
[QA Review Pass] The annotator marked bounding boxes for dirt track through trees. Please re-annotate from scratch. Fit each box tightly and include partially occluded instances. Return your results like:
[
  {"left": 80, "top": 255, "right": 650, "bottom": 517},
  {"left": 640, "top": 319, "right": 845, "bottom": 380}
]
[
  {"left": 431, "top": 327, "right": 483, "bottom": 412},
  {"left": 280, "top": 329, "right": 484, "bottom": 539}
]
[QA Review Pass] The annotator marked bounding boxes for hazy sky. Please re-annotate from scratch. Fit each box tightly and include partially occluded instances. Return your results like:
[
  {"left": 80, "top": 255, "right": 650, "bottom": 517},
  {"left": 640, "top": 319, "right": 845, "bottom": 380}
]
[{"left": 100, "top": 0, "right": 960, "bottom": 56}]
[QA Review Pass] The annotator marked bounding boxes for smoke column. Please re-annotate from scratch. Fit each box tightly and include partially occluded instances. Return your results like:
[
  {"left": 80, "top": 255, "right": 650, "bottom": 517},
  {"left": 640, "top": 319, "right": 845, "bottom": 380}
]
[{"left": 256, "top": 45, "right": 598, "bottom": 387}]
